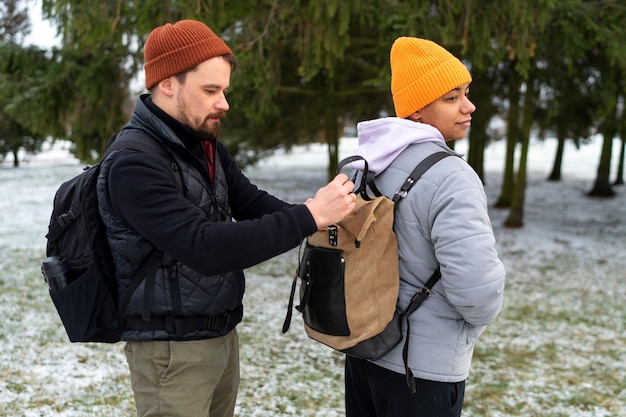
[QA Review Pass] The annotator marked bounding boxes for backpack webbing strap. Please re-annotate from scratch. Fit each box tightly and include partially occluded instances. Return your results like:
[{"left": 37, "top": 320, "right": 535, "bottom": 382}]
[
  {"left": 392, "top": 151, "right": 451, "bottom": 392},
  {"left": 106, "top": 135, "right": 184, "bottom": 192},
  {"left": 392, "top": 151, "right": 451, "bottom": 203},
  {"left": 118, "top": 249, "right": 162, "bottom": 321},
  {"left": 282, "top": 269, "right": 299, "bottom": 334},
  {"left": 46, "top": 196, "right": 85, "bottom": 242},
  {"left": 400, "top": 267, "right": 442, "bottom": 393},
  {"left": 110, "top": 135, "right": 232, "bottom": 330},
  {"left": 282, "top": 240, "right": 310, "bottom": 334},
  {"left": 124, "top": 304, "right": 244, "bottom": 336},
  {"left": 105, "top": 135, "right": 184, "bottom": 327}
]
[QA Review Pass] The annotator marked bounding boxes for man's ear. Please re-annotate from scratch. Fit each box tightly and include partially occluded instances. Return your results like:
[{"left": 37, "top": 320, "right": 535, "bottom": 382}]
[{"left": 157, "top": 77, "right": 175, "bottom": 97}]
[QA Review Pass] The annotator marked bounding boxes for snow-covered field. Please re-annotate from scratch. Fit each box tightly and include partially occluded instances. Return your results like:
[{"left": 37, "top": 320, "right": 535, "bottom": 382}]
[{"left": 1, "top": 137, "right": 625, "bottom": 416}]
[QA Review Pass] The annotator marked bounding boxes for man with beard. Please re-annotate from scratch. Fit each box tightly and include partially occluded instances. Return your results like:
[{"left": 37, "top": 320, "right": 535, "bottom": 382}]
[{"left": 96, "top": 20, "right": 356, "bottom": 417}]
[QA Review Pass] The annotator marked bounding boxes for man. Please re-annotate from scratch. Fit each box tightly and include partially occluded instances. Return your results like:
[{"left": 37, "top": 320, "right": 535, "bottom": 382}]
[
  {"left": 344, "top": 37, "right": 506, "bottom": 416},
  {"left": 96, "top": 19, "right": 356, "bottom": 417}
]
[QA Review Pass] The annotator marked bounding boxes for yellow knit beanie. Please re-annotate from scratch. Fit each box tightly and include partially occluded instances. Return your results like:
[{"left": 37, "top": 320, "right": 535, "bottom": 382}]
[
  {"left": 390, "top": 37, "right": 471, "bottom": 119},
  {"left": 144, "top": 20, "right": 233, "bottom": 90}
]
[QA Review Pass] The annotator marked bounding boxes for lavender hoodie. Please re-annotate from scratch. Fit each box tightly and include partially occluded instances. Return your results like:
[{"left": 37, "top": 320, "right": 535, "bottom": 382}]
[{"left": 352, "top": 117, "right": 505, "bottom": 383}]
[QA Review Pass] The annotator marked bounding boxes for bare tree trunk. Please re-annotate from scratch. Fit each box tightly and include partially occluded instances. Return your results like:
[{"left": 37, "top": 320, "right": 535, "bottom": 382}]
[
  {"left": 547, "top": 134, "right": 566, "bottom": 181},
  {"left": 466, "top": 69, "right": 494, "bottom": 182},
  {"left": 588, "top": 101, "right": 616, "bottom": 197},
  {"left": 495, "top": 70, "right": 521, "bottom": 208},
  {"left": 614, "top": 135, "right": 624, "bottom": 186},
  {"left": 326, "top": 111, "right": 340, "bottom": 181},
  {"left": 588, "top": 133, "right": 615, "bottom": 197},
  {"left": 505, "top": 75, "right": 535, "bottom": 228}
]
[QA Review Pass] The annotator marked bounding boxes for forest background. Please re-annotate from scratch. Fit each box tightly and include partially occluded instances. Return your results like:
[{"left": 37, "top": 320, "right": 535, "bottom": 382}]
[
  {"left": 1, "top": 0, "right": 626, "bottom": 226},
  {"left": 1, "top": 1, "right": 626, "bottom": 415}
]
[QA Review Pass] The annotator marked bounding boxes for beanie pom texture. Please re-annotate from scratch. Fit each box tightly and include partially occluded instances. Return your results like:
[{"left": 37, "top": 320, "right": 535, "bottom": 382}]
[
  {"left": 144, "top": 20, "right": 233, "bottom": 90},
  {"left": 390, "top": 37, "right": 471, "bottom": 119}
]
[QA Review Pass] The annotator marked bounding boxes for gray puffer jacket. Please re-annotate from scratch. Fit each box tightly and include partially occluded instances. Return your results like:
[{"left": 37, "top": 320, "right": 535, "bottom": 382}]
[{"left": 355, "top": 117, "right": 505, "bottom": 382}]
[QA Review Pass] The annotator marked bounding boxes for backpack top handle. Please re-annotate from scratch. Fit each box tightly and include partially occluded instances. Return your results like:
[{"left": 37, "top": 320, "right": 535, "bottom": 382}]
[{"left": 337, "top": 155, "right": 382, "bottom": 201}]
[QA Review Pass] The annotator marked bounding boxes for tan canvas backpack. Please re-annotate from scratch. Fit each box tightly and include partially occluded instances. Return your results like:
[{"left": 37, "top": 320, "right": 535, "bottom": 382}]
[{"left": 283, "top": 152, "right": 450, "bottom": 391}]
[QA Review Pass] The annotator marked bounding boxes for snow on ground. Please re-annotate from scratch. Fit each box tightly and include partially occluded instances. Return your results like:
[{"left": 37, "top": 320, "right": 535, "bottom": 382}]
[{"left": 1, "top": 136, "right": 625, "bottom": 416}]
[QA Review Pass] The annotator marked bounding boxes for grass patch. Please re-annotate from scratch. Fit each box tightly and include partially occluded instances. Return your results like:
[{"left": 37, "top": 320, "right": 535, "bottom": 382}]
[{"left": 3, "top": 159, "right": 626, "bottom": 416}]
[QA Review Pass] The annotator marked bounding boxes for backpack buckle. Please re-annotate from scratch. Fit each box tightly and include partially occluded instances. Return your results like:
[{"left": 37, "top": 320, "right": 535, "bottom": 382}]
[
  {"left": 327, "top": 225, "right": 338, "bottom": 246},
  {"left": 57, "top": 208, "right": 77, "bottom": 228}
]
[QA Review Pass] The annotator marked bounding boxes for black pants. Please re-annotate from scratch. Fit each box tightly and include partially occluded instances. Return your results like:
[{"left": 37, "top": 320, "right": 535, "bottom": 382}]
[{"left": 345, "top": 356, "right": 465, "bottom": 417}]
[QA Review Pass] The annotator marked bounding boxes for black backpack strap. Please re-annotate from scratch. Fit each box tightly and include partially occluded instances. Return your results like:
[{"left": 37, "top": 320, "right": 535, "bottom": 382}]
[
  {"left": 106, "top": 134, "right": 183, "bottom": 192},
  {"left": 401, "top": 267, "right": 442, "bottom": 393},
  {"left": 45, "top": 168, "right": 92, "bottom": 242},
  {"left": 125, "top": 304, "right": 243, "bottom": 336},
  {"left": 118, "top": 249, "right": 162, "bottom": 319},
  {"left": 105, "top": 134, "right": 183, "bottom": 327},
  {"left": 282, "top": 240, "right": 309, "bottom": 334},
  {"left": 392, "top": 151, "right": 451, "bottom": 203},
  {"left": 391, "top": 151, "right": 451, "bottom": 392},
  {"left": 337, "top": 151, "right": 452, "bottom": 203},
  {"left": 282, "top": 274, "right": 299, "bottom": 334}
]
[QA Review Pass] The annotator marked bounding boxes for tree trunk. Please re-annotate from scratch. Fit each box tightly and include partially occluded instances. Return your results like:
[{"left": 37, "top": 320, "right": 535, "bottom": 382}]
[
  {"left": 495, "top": 70, "right": 521, "bottom": 208},
  {"left": 587, "top": 133, "right": 615, "bottom": 196},
  {"left": 588, "top": 102, "right": 617, "bottom": 197},
  {"left": 467, "top": 123, "right": 486, "bottom": 182},
  {"left": 467, "top": 77, "right": 492, "bottom": 180},
  {"left": 325, "top": 109, "right": 340, "bottom": 181},
  {"left": 505, "top": 75, "right": 535, "bottom": 228},
  {"left": 466, "top": 69, "right": 493, "bottom": 182},
  {"left": 12, "top": 149, "right": 19, "bottom": 168},
  {"left": 614, "top": 135, "right": 624, "bottom": 185},
  {"left": 326, "top": 139, "right": 339, "bottom": 181},
  {"left": 547, "top": 133, "right": 566, "bottom": 181}
]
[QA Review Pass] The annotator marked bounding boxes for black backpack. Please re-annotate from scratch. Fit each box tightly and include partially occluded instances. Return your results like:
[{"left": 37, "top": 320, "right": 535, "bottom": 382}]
[{"left": 43, "top": 135, "right": 182, "bottom": 343}]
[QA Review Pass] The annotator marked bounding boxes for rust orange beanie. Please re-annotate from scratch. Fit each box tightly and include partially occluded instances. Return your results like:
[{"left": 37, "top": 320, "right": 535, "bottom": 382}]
[
  {"left": 390, "top": 37, "right": 471, "bottom": 119},
  {"left": 144, "top": 20, "right": 233, "bottom": 90}
]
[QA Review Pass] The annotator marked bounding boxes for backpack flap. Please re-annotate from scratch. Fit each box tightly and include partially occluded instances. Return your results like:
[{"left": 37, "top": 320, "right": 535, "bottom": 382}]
[{"left": 337, "top": 196, "right": 387, "bottom": 248}]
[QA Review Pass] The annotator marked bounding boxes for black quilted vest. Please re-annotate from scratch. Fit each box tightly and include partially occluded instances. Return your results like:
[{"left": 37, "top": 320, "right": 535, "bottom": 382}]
[{"left": 97, "top": 98, "right": 243, "bottom": 341}]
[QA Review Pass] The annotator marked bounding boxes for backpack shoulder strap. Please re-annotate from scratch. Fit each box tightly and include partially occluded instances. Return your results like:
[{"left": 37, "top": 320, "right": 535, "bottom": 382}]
[
  {"left": 106, "top": 134, "right": 183, "bottom": 192},
  {"left": 338, "top": 151, "right": 452, "bottom": 203},
  {"left": 392, "top": 151, "right": 451, "bottom": 203},
  {"left": 389, "top": 150, "right": 452, "bottom": 393},
  {"left": 103, "top": 135, "right": 183, "bottom": 325}
]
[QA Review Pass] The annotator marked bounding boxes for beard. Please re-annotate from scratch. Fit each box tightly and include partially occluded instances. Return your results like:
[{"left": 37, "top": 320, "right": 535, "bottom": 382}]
[
  {"left": 176, "top": 95, "right": 225, "bottom": 142},
  {"left": 192, "top": 112, "right": 225, "bottom": 142}
]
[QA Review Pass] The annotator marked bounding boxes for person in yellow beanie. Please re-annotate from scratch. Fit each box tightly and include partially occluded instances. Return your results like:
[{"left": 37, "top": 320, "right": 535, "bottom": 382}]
[
  {"left": 97, "top": 20, "right": 357, "bottom": 417},
  {"left": 344, "top": 37, "right": 505, "bottom": 417}
]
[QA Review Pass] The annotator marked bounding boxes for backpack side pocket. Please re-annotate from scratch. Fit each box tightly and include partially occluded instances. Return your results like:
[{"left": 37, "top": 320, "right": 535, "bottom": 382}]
[
  {"left": 297, "top": 243, "right": 349, "bottom": 336},
  {"left": 49, "top": 262, "right": 121, "bottom": 343}
]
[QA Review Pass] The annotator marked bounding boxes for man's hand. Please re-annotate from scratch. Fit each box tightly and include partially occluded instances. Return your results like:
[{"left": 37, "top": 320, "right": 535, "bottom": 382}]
[{"left": 304, "top": 173, "right": 357, "bottom": 230}]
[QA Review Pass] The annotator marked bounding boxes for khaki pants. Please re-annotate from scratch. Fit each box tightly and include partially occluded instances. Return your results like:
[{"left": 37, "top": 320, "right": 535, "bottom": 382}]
[{"left": 124, "top": 330, "right": 240, "bottom": 417}]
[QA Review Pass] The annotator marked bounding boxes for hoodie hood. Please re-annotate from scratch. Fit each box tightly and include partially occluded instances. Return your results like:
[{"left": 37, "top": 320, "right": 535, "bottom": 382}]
[{"left": 353, "top": 117, "right": 447, "bottom": 174}]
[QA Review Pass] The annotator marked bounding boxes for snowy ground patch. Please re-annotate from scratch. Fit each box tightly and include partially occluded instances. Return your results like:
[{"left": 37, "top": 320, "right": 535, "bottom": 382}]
[{"left": 1, "top": 137, "right": 625, "bottom": 416}]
